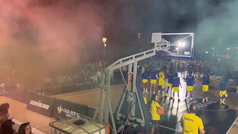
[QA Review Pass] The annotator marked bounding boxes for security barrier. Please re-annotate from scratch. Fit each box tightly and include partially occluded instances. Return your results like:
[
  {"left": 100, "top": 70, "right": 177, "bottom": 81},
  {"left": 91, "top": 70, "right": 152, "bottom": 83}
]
[{"left": 26, "top": 91, "right": 97, "bottom": 119}]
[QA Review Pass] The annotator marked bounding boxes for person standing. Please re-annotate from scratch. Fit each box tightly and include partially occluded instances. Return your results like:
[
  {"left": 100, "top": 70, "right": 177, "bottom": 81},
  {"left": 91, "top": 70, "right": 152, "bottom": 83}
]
[
  {"left": 185, "top": 71, "right": 195, "bottom": 99},
  {"left": 180, "top": 103, "right": 205, "bottom": 134},
  {"left": 150, "top": 94, "right": 165, "bottom": 134},
  {"left": 150, "top": 68, "right": 157, "bottom": 94},
  {"left": 201, "top": 73, "right": 209, "bottom": 103},
  {"left": 157, "top": 71, "right": 165, "bottom": 97},
  {"left": 172, "top": 73, "right": 182, "bottom": 100},
  {"left": 166, "top": 71, "right": 173, "bottom": 97},
  {"left": 219, "top": 78, "right": 227, "bottom": 105},
  {"left": 141, "top": 70, "right": 149, "bottom": 93}
]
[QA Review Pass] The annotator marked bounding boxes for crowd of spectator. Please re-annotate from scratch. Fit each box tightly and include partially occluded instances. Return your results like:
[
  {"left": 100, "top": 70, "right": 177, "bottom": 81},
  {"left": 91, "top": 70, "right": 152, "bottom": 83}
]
[
  {"left": 138, "top": 58, "right": 218, "bottom": 78},
  {"left": 0, "top": 56, "right": 234, "bottom": 94},
  {"left": 0, "top": 58, "right": 110, "bottom": 93},
  {"left": 46, "top": 59, "right": 108, "bottom": 87}
]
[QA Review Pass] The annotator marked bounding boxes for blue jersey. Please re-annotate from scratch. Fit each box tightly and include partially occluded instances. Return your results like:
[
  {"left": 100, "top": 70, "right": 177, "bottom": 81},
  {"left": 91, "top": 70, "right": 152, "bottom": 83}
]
[
  {"left": 202, "top": 75, "right": 209, "bottom": 85},
  {"left": 186, "top": 75, "right": 194, "bottom": 86},
  {"left": 220, "top": 81, "right": 226, "bottom": 91},
  {"left": 236, "top": 76, "right": 238, "bottom": 85},
  {"left": 150, "top": 71, "right": 157, "bottom": 79},
  {"left": 172, "top": 76, "right": 180, "bottom": 87},
  {"left": 168, "top": 74, "right": 173, "bottom": 83},
  {"left": 142, "top": 72, "right": 148, "bottom": 79}
]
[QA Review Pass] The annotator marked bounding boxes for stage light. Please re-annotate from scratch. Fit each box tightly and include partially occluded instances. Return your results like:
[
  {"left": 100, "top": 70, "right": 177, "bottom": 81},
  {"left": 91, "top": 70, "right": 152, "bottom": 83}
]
[{"left": 182, "top": 42, "right": 185, "bottom": 47}]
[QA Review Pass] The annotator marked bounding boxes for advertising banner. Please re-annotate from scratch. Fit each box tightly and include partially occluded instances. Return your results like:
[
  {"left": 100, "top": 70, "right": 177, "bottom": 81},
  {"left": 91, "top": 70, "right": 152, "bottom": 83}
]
[
  {"left": 26, "top": 92, "right": 55, "bottom": 117},
  {"left": 53, "top": 99, "right": 88, "bottom": 120}
]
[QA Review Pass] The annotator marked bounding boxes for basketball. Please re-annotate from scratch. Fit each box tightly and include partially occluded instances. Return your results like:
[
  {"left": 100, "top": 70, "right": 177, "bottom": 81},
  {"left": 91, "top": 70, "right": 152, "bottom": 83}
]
[{"left": 157, "top": 108, "right": 164, "bottom": 115}]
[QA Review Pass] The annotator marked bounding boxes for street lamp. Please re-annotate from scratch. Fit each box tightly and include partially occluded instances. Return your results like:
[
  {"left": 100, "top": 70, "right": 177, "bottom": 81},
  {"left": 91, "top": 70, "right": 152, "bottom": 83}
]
[
  {"left": 102, "top": 38, "right": 107, "bottom": 44},
  {"left": 206, "top": 51, "right": 208, "bottom": 54},
  {"left": 102, "top": 37, "right": 107, "bottom": 58},
  {"left": 138, "top": 33, "right": 140, "bottom": 40}
]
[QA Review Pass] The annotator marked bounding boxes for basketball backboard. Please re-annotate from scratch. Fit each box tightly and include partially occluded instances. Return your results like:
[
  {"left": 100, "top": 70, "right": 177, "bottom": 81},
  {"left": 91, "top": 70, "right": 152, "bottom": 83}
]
[
  {"left": 151, "top": 33, "right": 162, "bottom": 43},
  {"left": 151, "top": 33, "right": 194, "bottom": 58}
]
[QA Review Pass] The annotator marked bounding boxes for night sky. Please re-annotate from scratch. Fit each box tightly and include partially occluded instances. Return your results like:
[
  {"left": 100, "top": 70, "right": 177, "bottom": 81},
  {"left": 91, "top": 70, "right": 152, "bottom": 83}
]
[{"left": 104, "top": 0, "right": 236, "bottom": 59}]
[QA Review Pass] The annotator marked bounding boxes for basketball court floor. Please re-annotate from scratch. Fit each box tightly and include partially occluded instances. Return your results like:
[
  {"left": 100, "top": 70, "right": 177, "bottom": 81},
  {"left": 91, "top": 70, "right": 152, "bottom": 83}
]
[
  {"left": 52, "top": 74, "right": 238, "bottom": 134},
  {"left": 1, "top": 73, "right": 238, "bottom": 134}
]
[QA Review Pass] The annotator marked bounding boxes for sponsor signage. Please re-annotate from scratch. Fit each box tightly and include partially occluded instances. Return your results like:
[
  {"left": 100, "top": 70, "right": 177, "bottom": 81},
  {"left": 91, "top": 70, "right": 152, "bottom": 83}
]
[
  {"left": 53, "top": 99, "right": 88, "bottom": 120},
  {"left": 27, "top": 92, "right": 55, "bottom": 117}
]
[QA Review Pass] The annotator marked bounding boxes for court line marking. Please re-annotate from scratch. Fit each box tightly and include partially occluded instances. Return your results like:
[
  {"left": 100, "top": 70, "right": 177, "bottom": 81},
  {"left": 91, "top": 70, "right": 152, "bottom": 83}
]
[
  {"left": 198, "top": 104, "right": 231, "bottom": 112},
  {"left": 52, "top": 88, "right": 100, "bottom": 97},
  {"left": 57, "top": 85, "right": 124, "bottom": 99},
  {"left": 54, "top": 84, "right": 125, "bottom": 98},
  {"left": 226, "top": 116, "right": 238, "bottom": 134},
  {"left": 160, "top": 125, "right": 182, "bottom": 132},
  {"left": 60, "top": 90, "right": 100, "bottom": 99}
]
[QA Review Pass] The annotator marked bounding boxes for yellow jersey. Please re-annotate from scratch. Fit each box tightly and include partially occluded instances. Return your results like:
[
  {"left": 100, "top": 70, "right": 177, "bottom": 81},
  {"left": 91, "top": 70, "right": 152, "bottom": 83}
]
[
  {"left": 159, "top": 72, "right": 165, "bottom": 79},
  {"left": 151, "top": 101, "right": 160, "bottom": 121},
  {"left": 180, "top": 113, "right": 204, "bottom": 134}
]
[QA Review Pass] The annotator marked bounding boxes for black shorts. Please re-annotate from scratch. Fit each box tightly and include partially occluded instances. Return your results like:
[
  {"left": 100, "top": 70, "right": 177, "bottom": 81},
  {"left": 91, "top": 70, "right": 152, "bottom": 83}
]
[{"left": 151, "top": 120, "right": 161, "bottom": 125}]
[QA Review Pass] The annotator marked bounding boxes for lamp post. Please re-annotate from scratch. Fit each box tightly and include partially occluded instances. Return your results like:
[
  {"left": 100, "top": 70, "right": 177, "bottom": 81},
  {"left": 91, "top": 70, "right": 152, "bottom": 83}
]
[{"left": 102, "top": 37, "right": 107, "bottom": 58}]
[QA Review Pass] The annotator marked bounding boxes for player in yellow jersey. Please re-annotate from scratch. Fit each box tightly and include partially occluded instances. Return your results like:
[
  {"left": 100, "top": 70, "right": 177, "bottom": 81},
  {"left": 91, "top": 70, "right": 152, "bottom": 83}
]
[
  {"left": 157, "top": 70, "right": 165, "bottom": 97},
  {"left": 150, "top": 68, "right": 157, "bottom": 94},
  {"left": 141, "top": 70, "right": 149, "bottom": 93},
  {"left": 180, "top": 104, "right": 205, "bottom": 134},
  {"left": 150, "top": 94, "right": 165, "bottom": 134}
]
